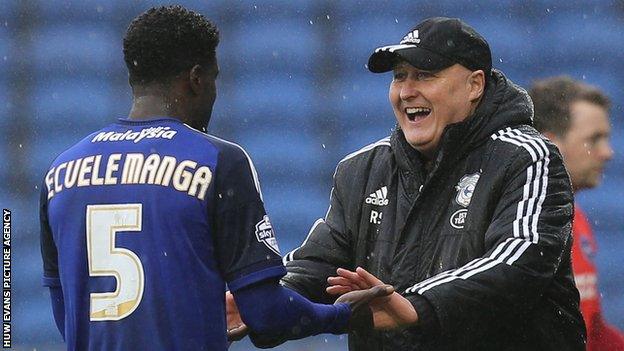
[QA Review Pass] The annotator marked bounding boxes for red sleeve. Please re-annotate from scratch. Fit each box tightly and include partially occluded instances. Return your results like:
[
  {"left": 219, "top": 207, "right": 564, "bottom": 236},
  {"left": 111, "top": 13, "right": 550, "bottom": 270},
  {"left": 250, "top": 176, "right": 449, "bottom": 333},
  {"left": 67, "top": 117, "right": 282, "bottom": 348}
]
[
  {"left": 588, "top": 317, "right": 624, "bottom": 351},
  {"left": 571, "top": 208, "right": 601, "bottom": 329},
  {"left": 573, "top": 207, "right": 624, "bottom": 351}
]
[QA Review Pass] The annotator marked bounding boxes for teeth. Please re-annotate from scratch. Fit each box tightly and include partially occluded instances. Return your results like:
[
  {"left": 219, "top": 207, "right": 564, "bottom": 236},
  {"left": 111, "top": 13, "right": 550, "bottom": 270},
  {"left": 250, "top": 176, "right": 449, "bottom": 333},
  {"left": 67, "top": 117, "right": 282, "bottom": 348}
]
[{"left": 406, "top": 107, "right": 431, "bottom": 114}]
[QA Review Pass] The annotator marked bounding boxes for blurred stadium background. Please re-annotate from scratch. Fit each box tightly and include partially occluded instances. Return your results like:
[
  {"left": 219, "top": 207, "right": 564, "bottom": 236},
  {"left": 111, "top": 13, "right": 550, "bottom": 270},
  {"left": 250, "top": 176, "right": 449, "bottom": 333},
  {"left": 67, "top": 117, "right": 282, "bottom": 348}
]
[{"left": 0, "top": 0, "right": 623, "bottom": 349}]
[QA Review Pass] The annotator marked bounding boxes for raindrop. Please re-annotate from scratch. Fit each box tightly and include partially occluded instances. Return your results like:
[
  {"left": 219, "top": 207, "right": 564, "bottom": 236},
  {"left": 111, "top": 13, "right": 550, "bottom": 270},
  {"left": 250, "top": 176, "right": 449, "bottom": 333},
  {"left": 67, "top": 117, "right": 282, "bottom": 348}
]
[
  {"left": 322, "top": 144, "right": 326, "bottom": 149},
  {"left": 163, "top": 251, "right": 167, "bottom": 256},
  {"left": 582, "top": 75, "right": 586, "bottom": 80},
  {"left": 34, "top": 185, "right": 38, "bottom": 189},
  {"left": 309, "top": 20, "right": 314, "bottom": 25},
  {"left": 326, "top": 15, "right": 330, "bottom": 20},
  {"left": 18, "top": 144, "right": 22, "bottom": 148},
  {"left": 546, "top": 8, "right": 551, "bottom": 13},
  {"left": 253, "top": 5, "right": 257, "bottom": 9},
  {"left": 395, "top": 18, "right": 399, "bottom": 23},
  {"left": 133, "top": 60, "right": 138, "bottom": 67},
  {"left": 499, "top": 58, "right": 504, "bottom": 63}
]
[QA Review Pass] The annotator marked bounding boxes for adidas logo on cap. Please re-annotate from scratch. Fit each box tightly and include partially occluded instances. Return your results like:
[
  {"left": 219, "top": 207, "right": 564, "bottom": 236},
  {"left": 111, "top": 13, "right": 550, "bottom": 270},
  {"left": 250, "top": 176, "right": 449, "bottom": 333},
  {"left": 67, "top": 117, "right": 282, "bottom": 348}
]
[
  {"left": 365, "top": 186, "right": 389, "bottom": 206},
  {"left": 400, "top": 30, "right": 420, "bottom": 44}
]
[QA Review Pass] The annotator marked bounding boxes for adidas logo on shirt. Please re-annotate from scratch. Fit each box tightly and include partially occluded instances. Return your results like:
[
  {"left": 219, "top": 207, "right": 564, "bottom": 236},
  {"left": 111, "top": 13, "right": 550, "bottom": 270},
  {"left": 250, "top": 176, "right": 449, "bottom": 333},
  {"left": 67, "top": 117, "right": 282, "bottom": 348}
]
[{"left": 365, "top": 186, "right": 389, "bottom": 206}]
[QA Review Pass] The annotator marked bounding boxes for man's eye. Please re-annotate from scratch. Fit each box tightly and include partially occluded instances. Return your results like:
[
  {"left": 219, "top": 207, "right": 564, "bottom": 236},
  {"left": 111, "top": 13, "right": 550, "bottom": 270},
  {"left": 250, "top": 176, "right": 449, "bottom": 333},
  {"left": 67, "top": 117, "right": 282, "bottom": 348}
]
[
  {"left": 416, "top": 72, "right": 433, "bottom": 80},
  {"left": 393, "top": 71, "right": 407, "bottom": 80}
]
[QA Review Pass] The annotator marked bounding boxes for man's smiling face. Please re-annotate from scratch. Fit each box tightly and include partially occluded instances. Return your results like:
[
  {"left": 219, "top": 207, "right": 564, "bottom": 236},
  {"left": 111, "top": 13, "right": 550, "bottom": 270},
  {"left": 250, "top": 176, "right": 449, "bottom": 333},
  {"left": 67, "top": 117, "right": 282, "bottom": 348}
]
[{"left": 389, "top": 62, "right": 482, "bottom": 159}]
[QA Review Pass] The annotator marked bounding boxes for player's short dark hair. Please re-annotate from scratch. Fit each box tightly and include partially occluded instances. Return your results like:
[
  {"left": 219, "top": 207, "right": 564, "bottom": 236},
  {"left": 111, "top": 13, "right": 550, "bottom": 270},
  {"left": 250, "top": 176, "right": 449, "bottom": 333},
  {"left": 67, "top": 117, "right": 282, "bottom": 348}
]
[
  {"left": 123, "top": 5, "right": 219, "bottom": 85},
  {"left": 529, "top": 76, "right": 610, "bottom": 136}
]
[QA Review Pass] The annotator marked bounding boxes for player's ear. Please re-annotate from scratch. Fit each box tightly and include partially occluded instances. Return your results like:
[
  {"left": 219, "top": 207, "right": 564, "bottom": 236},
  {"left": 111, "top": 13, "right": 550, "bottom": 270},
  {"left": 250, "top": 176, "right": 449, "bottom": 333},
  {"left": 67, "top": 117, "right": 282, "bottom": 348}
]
[
  {"left": 188, "top": 64, "right": 205, "bottom": 96},
  {"left": 542, "top": 131, "right": 562, "bottom": 144}
]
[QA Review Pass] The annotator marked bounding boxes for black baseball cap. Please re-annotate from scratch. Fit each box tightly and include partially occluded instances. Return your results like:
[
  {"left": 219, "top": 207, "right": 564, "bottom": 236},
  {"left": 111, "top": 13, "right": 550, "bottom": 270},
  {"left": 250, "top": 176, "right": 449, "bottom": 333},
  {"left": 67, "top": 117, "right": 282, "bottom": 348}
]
[{"left": 368, "top": 17, "right": 492, "bottom": 75}]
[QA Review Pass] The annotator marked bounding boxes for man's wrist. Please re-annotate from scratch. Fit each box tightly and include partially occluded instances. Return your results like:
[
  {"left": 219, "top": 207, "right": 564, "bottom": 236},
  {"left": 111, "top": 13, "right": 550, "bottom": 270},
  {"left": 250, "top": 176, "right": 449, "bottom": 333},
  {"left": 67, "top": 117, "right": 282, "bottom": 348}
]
[{"left": 406, "top": 294, "right": 440, "bottom": 338}]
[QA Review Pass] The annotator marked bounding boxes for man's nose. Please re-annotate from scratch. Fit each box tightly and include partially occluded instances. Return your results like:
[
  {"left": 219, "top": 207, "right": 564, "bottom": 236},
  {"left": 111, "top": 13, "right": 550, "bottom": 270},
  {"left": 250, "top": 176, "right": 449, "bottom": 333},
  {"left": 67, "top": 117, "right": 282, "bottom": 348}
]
[
  {"left": 602, "top": 142, "right": 614, "bottom": 161},
  {"left": 595, "top": 139, "right": 614, "bottom": 161},
  {"left": 400, "top": 81, "right": 420, "bottom": 101}
]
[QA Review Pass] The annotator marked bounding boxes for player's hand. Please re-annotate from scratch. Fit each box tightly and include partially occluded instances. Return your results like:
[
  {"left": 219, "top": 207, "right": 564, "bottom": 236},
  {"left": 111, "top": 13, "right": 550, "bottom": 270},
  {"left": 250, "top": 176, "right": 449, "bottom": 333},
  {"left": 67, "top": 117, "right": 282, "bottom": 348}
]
[
  {"left": 328, "top": 267, "right": 418, "bottom": 330},
  {"left": 334, "top": 284, "right": 394, "bottom": 311},
  {"left": 226, "top": 291, "right": 249, "bottom": 342},
  {"left": 334, "top": 283, "right": 394, "bottom": 331}
]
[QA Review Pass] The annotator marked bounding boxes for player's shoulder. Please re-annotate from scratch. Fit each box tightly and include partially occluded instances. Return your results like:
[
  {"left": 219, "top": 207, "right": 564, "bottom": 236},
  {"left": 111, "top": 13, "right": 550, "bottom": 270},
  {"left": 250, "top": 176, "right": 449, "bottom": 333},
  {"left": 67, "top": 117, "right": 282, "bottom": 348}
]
[
  {"left": 181, "top": 127, "right": 260, "bottom": 180},
  {"left": 49, "top": 125, "right": 117, "bottom": 166},
  {"left": 183, "top": 128, "right": 252, "bottom": 164}
]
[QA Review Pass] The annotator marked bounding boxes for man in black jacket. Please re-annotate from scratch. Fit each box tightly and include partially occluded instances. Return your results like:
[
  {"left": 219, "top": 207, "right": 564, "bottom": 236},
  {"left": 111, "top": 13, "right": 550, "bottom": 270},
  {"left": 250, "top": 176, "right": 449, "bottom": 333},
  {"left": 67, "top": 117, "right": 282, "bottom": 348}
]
[{"left": 230, "top": 17, "right": 586, "bottom": 350}]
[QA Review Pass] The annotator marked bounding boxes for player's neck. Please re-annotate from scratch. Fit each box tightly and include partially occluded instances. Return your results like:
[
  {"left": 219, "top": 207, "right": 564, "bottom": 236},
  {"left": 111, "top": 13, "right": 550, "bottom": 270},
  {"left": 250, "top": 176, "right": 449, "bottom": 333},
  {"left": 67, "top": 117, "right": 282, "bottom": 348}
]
[{"left": 129, "top": 94, "right": 186, "bottom": 123}]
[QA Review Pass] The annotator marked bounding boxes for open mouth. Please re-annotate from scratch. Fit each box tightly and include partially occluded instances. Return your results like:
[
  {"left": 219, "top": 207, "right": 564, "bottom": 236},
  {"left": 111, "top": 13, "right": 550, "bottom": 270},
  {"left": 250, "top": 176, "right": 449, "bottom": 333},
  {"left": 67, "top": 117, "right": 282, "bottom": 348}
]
[{"left": 405, "top": 107, "right": 431, "bottom": 122}]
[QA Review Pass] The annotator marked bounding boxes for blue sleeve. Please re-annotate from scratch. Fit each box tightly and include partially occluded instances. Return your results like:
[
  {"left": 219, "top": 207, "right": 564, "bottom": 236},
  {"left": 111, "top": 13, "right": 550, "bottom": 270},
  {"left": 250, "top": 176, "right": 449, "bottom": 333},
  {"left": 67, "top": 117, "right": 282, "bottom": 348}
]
[
  {"left": 40, "top": 181, "right": 60, "bottom": 287},
  {"left": 233, "top": 279, "right": 351, "bottom": 341},
  {"left": 210, "top": 143, "right": 286, "bottom": 288},
  {"left": 49, "top": 286, "right": 65, "bottom": 339}
]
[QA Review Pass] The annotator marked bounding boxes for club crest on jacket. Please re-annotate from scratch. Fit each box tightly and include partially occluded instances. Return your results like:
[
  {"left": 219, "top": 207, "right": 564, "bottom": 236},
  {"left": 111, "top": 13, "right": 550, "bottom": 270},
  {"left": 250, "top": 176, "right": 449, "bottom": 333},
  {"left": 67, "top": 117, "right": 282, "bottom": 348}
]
[{"left": 455, "top": 173, "right": 480, "bottom": 207}]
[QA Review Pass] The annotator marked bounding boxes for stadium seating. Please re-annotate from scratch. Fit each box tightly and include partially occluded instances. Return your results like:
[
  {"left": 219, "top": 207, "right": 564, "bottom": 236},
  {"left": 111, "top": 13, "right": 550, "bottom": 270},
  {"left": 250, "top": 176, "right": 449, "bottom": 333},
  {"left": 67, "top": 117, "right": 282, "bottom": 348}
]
[
  {"left": 0, "top": 26, "right": 12, "bottom": 76},
  {"left": 5, "top": 1, "right": 624, "bottom": 348},
  {"left": 223, "top": 74, "right": 320, "bottom": 129},
  {"left": 31, "top": 24, "right": 121, "bottom": 76}
]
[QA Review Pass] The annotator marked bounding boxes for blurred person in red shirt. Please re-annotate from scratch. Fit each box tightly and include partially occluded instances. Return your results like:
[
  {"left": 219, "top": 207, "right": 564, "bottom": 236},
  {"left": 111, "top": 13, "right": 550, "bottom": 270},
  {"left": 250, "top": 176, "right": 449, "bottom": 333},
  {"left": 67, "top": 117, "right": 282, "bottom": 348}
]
[{"left": 530, "top": 76, "right": 624, "bottom": 350}]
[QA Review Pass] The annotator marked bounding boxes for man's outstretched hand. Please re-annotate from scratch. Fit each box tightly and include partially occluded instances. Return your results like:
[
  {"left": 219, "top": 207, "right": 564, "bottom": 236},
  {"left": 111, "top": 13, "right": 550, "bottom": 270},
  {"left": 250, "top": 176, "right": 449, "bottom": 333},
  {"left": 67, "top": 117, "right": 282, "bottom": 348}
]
[
  {"left": 328, "top": 267, "right": 419, "bottom": 330},
  {"left": 226, "top": 291, "right": 249, "bottom": 342},
  {"left": 334, "top": 284, "right": 394, "bottom": 331}
]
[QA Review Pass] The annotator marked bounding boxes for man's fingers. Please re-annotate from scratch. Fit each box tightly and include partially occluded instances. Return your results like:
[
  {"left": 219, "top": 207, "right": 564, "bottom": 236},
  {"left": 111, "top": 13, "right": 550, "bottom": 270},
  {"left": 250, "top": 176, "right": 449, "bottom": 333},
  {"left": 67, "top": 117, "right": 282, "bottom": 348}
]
[
  {"left": 227, "top": 324, "right": 249, "bottom": 342},
  {"left": 355, "top": 267, "right": 384, "bottom": 286},
  {"left": 369, "top": 284, "right": 394, "bottom": 298},
  {"left": 336, "top": 268, "right": 369, "bottom": 290},
  {"left": 326, "top": 285, "right": 353, "bottom": 295},
  {"left": 328, "top": 276, "right": 360, "bottom": 289},
  {"left": 335, "top": 284, "right": 394, "bottom": 308}
]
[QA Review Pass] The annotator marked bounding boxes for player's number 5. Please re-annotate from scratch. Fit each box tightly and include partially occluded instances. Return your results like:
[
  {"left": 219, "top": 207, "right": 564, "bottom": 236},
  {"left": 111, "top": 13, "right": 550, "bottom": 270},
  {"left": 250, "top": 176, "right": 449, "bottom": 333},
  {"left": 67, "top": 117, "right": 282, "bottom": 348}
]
[{"left": 86, "top": 204, "right": 145, "bottom": 321}]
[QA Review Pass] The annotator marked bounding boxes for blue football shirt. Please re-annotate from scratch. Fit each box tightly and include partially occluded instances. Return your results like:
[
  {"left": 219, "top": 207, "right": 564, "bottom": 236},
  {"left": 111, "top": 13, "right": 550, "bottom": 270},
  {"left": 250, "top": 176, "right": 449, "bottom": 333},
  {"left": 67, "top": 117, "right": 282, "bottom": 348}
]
[{"left": 40, "top": 117, "right": 286, "bottom": 350}]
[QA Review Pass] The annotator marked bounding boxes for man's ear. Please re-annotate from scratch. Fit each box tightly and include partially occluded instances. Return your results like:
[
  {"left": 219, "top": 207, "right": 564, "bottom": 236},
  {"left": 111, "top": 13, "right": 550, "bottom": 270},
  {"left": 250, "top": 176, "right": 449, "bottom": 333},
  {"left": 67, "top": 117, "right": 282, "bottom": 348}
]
[
  {"left": 188, "top": 64, "right": 204, "bottom": 95},
  {"left": 468, "top": 70, "right": 485, "bottom": 102}
]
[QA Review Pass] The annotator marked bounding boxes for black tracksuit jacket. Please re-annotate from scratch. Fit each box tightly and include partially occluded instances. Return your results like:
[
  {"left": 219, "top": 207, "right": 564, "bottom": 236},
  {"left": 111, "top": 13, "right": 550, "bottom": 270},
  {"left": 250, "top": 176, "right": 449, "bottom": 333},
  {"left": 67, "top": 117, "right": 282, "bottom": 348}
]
[{"left": 281, "top": 71, "right": 586, "bottom": 350}]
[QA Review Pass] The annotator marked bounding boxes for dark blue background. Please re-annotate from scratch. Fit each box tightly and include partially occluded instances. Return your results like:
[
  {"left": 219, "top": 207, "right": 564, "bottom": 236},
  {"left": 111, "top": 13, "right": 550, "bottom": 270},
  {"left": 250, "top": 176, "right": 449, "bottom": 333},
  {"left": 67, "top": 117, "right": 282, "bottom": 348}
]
[{"left": 0, "top": 1, "right": 622, "bottom": 349}]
